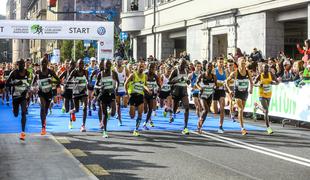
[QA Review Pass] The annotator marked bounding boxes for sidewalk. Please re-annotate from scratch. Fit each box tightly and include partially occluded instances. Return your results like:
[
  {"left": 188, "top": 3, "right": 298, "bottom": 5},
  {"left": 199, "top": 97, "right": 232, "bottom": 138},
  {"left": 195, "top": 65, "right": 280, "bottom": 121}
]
[{"left": 0, "top": 133, "right": 98, "bottom": 180}]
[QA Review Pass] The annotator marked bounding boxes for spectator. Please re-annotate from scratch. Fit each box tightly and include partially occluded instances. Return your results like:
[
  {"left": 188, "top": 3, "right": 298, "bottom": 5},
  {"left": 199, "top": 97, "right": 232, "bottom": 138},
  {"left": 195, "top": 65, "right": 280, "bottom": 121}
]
[
  {"left": 278, "top": 60, "right": 293, "bottom": 83},
  {"left": 130, "top": 1, "right": 138, "bottom": 11},
  {"left": 250, "top": 48, "right": 263, "bottom": 62},
  {"left": 297, "top": 39, "right": 310, "bottom": 64},
  {"left": 234, "top": 48, "right": 244, "bottom": 61}
]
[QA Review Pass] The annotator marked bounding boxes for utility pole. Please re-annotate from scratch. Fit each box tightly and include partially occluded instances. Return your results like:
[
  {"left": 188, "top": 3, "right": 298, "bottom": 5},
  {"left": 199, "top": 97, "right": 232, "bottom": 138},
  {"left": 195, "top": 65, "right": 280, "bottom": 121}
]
[{"left": 73, "top": 0, "right": 76, "bottom": 61}]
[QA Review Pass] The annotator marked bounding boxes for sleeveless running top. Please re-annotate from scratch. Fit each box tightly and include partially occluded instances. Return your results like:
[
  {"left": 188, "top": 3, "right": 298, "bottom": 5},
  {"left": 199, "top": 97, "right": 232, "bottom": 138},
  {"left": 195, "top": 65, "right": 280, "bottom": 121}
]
[
  {"left": 38, "top": 69, "right": 52, "bottom": 93},
  {"left": 200, "top": 73, "right": 215, "bottom": 99},
  {"left": 234, "top": 70, "right": 249, "bottom": 93},
  {"left": 215, "top": 68, "right": 226, "bottom": 90},
  {"left": 115, "top": 67, "right": 126, "bottom": 93},
  {"left": 12, "top": 70, "right": 30, "bottom": 98},
  {"left": 146, "top": 73, "right": 158, "bottom": 94},
  {"left": 128, "top": 72, "right": 146, "bottom": 95},
  {"left": 259, "top": 72, "right": 272, "bottom": 98},
  {"left": 101, "top": 71, "right": 115, "bottom": 94},
  {"left": 175, "top": 69, "right": 188, "bottom": 87},
  {"left": 161, "top": 75, "right": 171, "bottom": 92}
]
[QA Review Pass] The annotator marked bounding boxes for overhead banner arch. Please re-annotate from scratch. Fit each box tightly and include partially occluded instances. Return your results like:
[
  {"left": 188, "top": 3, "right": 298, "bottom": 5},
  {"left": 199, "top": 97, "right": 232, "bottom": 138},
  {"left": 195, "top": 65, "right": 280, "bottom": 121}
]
[{"left": 0, "top": 20, "right": 114, "bottom": 61}]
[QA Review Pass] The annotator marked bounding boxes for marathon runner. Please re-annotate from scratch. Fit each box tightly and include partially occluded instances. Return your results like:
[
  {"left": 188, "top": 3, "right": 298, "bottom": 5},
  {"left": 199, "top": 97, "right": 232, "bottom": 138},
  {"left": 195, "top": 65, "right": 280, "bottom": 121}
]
[
  {"left": 96, "top": 60, "right": 119, "bottom": 138},
  {"left": 6, "top": 59, "right": 32, "bottom": 140},
  {"left": 125, "top": 61, "right": 151, "bottom": 136},
  {"left": 67, "top": 59, "right": 89, "bottom": 132},
  {"left": 169, "top": 58, "right": 191, "bottom": 135},
  {"left": 226, "top": 57, "right": 254, "bottom": 136},
  {"left": 32, "top": 58, "right": 60, "bottom": 135}
]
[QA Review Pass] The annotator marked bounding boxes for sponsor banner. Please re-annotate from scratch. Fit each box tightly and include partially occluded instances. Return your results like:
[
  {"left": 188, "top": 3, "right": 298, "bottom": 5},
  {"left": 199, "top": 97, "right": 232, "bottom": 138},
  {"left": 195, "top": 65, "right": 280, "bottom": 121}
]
[
  {"left": 244, "top": 83, "right": 310, "bottom": 122},
  {"left": 188, "top": 83, "right": 310, "bottom": 122},
  {"left": 0, "top": 20, "right": 114, "bottom": 41},
  {"left": 0, "top": 20, "right": 114, "bottom": 61}
]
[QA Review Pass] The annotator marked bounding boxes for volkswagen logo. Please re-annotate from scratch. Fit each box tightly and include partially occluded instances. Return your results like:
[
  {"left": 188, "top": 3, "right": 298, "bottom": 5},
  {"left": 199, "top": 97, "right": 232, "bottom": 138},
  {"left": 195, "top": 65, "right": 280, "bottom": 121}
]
[{"left": 97, "top": 27, "right": 106, "bottom": 35}]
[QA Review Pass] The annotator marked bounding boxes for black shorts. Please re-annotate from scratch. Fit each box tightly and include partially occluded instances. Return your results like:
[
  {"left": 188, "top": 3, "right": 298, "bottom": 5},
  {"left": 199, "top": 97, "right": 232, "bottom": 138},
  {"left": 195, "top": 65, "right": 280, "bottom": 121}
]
[
  {"left": 62, "top": 89, "right": 73, "bottom": 99},
  {"left": 159, "top": 91, "right": 170, "bottom": 99},
  {"left": 0, "top": 83, "right": 5, "bottom": 89},
  {"left": 73, "top": 90, "right": 87, "bottom": 99},
  {"left": 129, "top": 93, "right": 144, "bottom": 107},
  {"left": 234, "top": 91, "right": 248, "bottom": 101},
  {"left": 116, "top": 92, "right": 126, "bottom": 97},
  {"left": 98, "top": 93, "right": 115, "bottom": 104},
  {"left": 192, "top": 93, "right": 199, "bottom": 98},
  {"left": 213, "top": 89, "right": 226, "bottom": 101},
  {"left": 38, "top": 91, "right": 53, "bottom": 101},
  {"left": 144, "top": 93, "right": 157, "bottom": 101},
  {"left": 87, "top": 85, "right": 94, "bottom": 91},
  {"left": 171, "top": 86, "right": 188, "bottom": 101},
  {"left": 200, "top": 95, "right": 212, "bottom": 107}
]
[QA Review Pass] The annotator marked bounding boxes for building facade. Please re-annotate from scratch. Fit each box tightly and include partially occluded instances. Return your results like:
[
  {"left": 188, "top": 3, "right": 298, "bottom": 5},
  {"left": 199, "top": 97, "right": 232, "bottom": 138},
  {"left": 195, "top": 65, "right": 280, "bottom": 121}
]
[
  {"left": 27, "top": 0, "right": 47, "bottom": 62},
  {"left": 8, "top": 0, "right": 31, "bottom": 63},
  {"left": 121, "top": 0, "right": 310, "bottom": 61}
]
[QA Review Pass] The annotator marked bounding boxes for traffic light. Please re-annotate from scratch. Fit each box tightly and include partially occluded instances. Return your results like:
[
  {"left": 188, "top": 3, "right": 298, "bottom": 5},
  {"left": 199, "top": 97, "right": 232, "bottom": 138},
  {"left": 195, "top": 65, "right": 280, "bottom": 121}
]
[{"left": 48, "top": 0, "right": 57, "bottom": 7}]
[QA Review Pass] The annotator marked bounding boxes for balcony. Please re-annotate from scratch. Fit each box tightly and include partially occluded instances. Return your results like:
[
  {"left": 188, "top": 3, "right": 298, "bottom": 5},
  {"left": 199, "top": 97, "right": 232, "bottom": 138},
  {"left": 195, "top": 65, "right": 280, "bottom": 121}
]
[{"left": 120, "top": 0, "right": 145, "bottom": 32}]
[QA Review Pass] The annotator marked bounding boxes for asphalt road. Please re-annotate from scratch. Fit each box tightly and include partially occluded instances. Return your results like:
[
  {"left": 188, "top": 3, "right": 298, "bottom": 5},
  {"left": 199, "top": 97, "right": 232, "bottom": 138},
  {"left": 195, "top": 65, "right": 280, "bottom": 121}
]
[{"left": 54, "top": 121, "right": 310, "bottom": 180}]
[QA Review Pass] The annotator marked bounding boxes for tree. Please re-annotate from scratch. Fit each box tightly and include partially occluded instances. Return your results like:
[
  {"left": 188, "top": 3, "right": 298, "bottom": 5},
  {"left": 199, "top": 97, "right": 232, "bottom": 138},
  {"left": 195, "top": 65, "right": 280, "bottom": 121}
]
[
  {"left": 73, "top": 40, "right": 85, "bottom": 60},
  {"left": 60, "top": 40, "right": 73, "bottom": 62}
]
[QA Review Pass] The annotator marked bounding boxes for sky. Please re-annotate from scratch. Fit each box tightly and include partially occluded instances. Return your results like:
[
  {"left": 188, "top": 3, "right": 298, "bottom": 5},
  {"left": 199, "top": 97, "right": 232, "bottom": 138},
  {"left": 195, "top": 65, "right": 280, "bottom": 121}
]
[{"left": 0, "top": 0, "right": 8, "bottom": 16}]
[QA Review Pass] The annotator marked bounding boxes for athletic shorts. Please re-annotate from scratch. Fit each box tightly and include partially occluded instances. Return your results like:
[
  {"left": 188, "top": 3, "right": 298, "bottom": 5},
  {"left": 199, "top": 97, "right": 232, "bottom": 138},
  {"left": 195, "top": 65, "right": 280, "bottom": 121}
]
[
  {"left": 62, "top": 89, "right": 73, "bottom": 99},
  {"left": 73, "top": 90, "right": 87, "bottom": 99},
  {"left": 116, "top": 91, "right": 126, "bottom": 97},
  {"left": 38, "top": 91, "right": 53, "bottom": 102},
  {"left": 171, "top": 86, "right": 187, "bottom": 101},
  {"left": 129, "top": 93, "right": 144, "bottom": 107},
  {"left": 200, "top": 95, "right": 212, "bottom": 107},
  {"left": 234, "top": 91, "right": 248, "bottom": 101},
  {"left": 144, "top": 93, "right": 157, "bottom": 101},
  {"left": 87, "top": 85, "right": 94, "bottom": 91},
  {"left": 159, "top": 91, "right": 170, "bottom": 99},
  {"left": 98, "top": 93, "right": 115, "bottom": 105},
  {"left": 213, "top": 89, "right": 226, "bottom": 101}
]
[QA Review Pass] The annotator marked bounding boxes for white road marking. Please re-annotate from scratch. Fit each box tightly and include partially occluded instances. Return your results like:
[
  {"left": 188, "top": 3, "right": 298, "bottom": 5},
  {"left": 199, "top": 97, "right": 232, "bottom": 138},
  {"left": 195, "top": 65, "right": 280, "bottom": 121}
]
[{"left": 191, "top": 131, "right": 310, "bottom": 168}]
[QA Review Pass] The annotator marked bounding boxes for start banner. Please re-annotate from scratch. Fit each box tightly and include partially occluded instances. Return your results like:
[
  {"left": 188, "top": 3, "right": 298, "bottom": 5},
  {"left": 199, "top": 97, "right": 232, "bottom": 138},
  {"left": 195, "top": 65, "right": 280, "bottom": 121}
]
[
  {"left": 244, "top": 83, "right": 310, "bottom": 122},
  {"left": 0, "top": 20, "right": 114, "bottom": 60}
]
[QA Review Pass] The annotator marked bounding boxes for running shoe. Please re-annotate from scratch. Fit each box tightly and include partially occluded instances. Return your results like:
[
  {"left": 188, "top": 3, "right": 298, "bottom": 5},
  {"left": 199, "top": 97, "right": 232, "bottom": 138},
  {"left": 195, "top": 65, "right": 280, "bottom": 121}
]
[
  {"left": 99, "top": 121, "right": 104, "bottom": 130},
  {"left": 182, "top": 128, "right": 190, "bottom": 135},
  {"left": 118, "top": 121, "right": 123, "bottom": 126},
  {"left": 61, "top": 106, "right": 66, "bottom": 113},
  {"left": 149, "top": 121, "right": 155, "bottom": 127},
  {"left": 102, "top": 131, "right": 109, "bottom": 138},
  {"left": 169, "top": 117, "right": 174, "bottom": 124},
  {"left": 69, "top": 121, "right": 73, "bottom": 129},
  {"left": 71, "top": 113, "right": 76, "bottom": 122},
  {"left": 163, "top": 111, "right": 167, "bottom": 117},
  {"left": 133, "top": 130, "right": 140, "bottom": 136},
  {"left": 19, "top": 132, "right": 26, "bottom": 141},
  {"left": 218, "top": 127, "right": 224, "bottom": 134},
  {"left": 143, "top": 123, "right": 149, "bottom": 130},
  {"left": 267, "top": 127, "right": 273, "bottom": 135},
  {"left": 176, "top": 110, "right": 181, "bottom": 114},
  {"left": 80, "top": 125, "right": 86, "bottom": 132},
  {"left": 241, "top": 129, "right": 248, "bottom": 136},
  {"left": 41, "top": 127, "right": 46, "bottom": 135},
  {"left": 88, "top": 110, "right": 92, "bottom": 116},
  {"left": 197, "top": 128, "right": 202, "bottom": 134}
]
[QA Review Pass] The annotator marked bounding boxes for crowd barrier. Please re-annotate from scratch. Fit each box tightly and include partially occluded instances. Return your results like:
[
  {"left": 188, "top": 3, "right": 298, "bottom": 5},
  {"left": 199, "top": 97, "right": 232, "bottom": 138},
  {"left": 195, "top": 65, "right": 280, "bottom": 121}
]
[{"left": 189, "top": 83, "right": 310, "bottom": 123}]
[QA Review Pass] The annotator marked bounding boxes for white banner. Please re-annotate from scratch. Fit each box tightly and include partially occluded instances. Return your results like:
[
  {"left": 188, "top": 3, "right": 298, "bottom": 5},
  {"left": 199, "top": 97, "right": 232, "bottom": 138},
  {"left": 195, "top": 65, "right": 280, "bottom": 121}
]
[
  {"left": 51, "top": 49, "right": 60, "bottom": 64},
  {"left": 244, "top": 83, "right": 310, "bottom": 122},
  {"left": 0, "top": 20, "right": 114, "bottom": 60}
]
